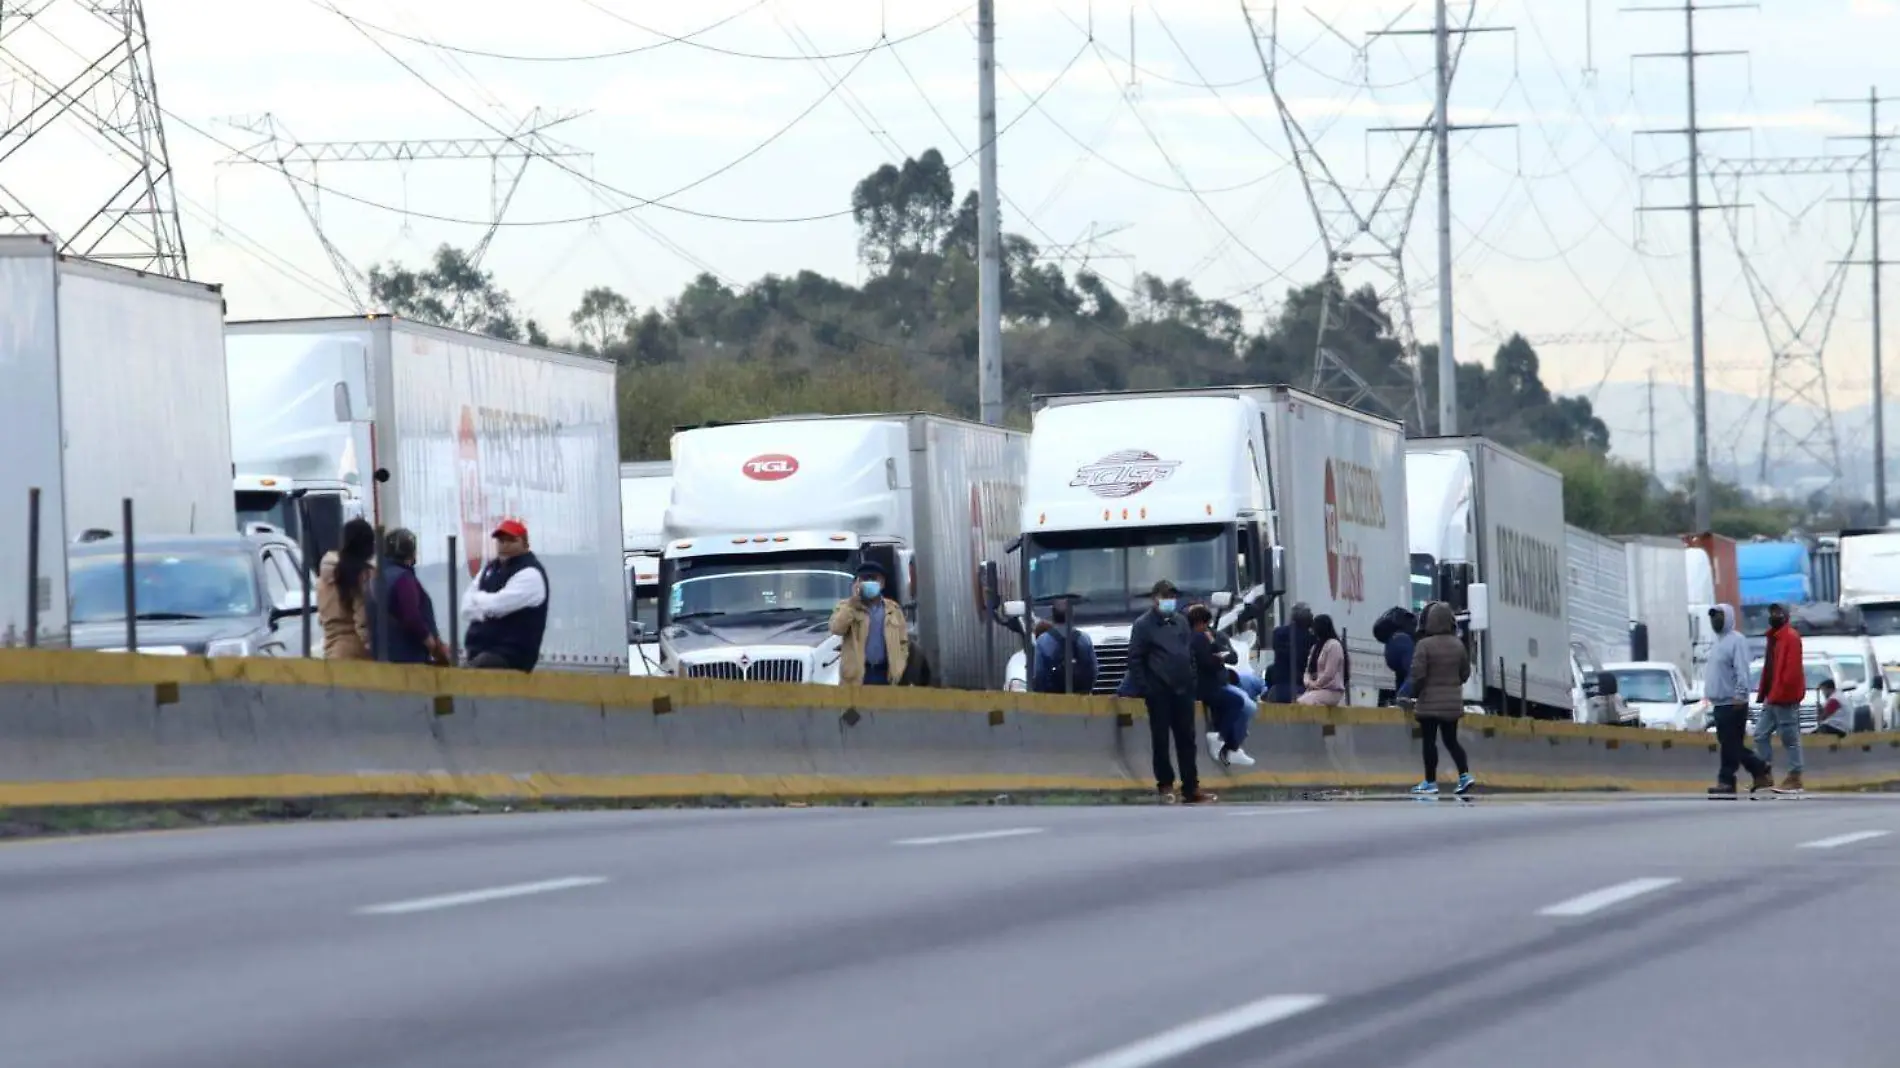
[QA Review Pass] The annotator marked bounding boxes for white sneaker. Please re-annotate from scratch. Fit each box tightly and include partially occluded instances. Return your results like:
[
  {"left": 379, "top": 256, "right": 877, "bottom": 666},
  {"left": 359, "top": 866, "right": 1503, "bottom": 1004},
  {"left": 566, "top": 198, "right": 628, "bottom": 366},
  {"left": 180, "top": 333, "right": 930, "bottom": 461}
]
[
  {"left": 1226, "top": 748, "right": 1256, "bottom": 767},
  {"left": 1207, "top": 732, "right": 1224, "bottom": 761}
]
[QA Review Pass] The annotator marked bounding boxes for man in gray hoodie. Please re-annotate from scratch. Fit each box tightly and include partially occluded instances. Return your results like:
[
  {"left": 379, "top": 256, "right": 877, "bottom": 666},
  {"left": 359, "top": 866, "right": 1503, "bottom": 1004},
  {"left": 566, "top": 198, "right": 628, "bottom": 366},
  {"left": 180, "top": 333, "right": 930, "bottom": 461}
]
[{"left": 1705, "top": 604, "right": 1772, "bottom": 796}]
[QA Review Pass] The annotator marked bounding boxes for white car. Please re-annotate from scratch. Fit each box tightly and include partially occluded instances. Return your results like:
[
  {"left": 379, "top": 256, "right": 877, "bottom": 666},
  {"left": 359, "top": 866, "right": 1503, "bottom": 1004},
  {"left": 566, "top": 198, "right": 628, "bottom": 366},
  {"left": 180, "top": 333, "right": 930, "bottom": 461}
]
[
  {"left": 1801, "top": 634, "right": 1887, "bottom": 731},
  {"left": 1746, "top": 655, "right": 1843, "bottom": 734},
  {"left": 1605, "top": 661, "right": 1710, "bottom": 731}
]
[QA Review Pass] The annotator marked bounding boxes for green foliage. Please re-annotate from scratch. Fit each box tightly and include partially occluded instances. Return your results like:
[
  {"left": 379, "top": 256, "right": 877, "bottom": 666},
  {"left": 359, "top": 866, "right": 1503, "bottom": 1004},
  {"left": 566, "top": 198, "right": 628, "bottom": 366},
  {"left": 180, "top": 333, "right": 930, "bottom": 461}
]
[
  {"left": 1529, "top": 446, "right": 1801, "bottom": 539},
  {"left": 367, "top": 244, "right": 548, "bottom": 345}
]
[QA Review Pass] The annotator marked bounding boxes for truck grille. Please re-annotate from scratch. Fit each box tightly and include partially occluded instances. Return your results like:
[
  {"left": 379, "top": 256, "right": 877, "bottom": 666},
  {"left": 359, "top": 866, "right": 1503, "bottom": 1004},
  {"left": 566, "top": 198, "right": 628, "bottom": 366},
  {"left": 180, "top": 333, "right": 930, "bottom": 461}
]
[
  {"left": 684, "top": 659, "right": 807, "bottom": 683},
  {"left": 1091, "top": 639, "right": 1129, "bottom": 696}
]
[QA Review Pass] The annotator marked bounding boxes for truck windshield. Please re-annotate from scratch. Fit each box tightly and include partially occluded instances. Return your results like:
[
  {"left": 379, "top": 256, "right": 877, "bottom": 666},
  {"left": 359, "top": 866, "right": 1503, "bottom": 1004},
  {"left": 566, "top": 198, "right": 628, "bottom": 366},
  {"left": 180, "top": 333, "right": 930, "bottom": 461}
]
[
  {"left": 1025, "top": 525, "right": 1231, "bottom": 617},
  {"left": 69, "top": 551, "right": 259, "bottom": 623},
  {"left": 666, "top": 551, "right": 854, "bottom": 622},
  {"left": 1409, "top": 553, "right": 1435, "bottom": 614},
  {"left": 1739, "top": 604, "right": 1773, "bottom": 635},
  {"left": 235, "top": 491, "right": 296, "bottom": 536},
  {"left": 1860, "top": 604, "right": 1900, "bottom": 636},
  {"left": 235, "top": 490, "right": 344, "bottom": 569}
]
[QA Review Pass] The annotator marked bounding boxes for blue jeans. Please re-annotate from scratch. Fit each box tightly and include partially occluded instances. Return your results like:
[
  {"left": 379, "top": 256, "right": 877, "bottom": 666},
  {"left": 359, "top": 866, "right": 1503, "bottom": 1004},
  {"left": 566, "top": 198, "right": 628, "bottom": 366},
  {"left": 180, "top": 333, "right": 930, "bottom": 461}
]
[
  {"left": 1207, "top": 685, "right": 1257, "bottom": 748},
  {"left": 864, "top": 662, "right": 890, "bottom": 685},
  {"left": 1756, "top": 703, "right": 1803, "bottom": 773}
]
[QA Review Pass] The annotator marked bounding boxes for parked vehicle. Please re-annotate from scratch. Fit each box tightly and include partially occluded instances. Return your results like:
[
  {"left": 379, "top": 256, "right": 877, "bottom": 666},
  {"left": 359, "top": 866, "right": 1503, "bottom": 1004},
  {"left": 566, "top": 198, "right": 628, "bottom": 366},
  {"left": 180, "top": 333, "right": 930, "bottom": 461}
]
[
  {"left": 65, "top": 531, "right": 314, "bottom": 657},
  {"left": 994, "top": 386, "right": 1404, "bottom": 706},
  {"left": 621, "top": 461, "right": 672, "bottom": 676},
  {"left": 1572, "top": 638, "right": 1634, "bottom": 726},
  {"left": 1, "top": 235, "right": 237, "bottom": 649},
  {"left": 1838, "top": 530, "right": 1900, "bottom": 693},
  {"left": 1798, "top": 630, "right": 1886, "bottom": 731},
  {"left": 1746, "top": 654, "right": 1840, "bottom": 734},
  {"left": 1625, "top": 536, "right": 1695, "bottom": 684},
  {"left": 1408, "top": 437, "right": 1573, "bottom": 718},
  {"left": 661, "top": 413, "right": 1026, "bottom": 688},
  {"left": 225, "top": 316, "right": 626, "bottom": 672},
  {"left": 1604, "top": 660, "right": 1709, "bottom": 731}
]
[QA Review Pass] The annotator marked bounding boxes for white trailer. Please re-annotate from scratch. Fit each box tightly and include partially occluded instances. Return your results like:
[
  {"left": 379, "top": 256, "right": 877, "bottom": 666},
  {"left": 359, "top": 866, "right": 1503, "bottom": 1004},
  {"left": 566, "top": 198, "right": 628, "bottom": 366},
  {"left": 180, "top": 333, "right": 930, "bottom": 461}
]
[
  {"left": 1002, "top": 386, "right": 1408, "bottom": 708},
  {"left": 660, "top": 413, "right": 1026, "bottom": 689},
  {"left": 1566, "top": 525, "right": 1629, "bottom": 661},
  {"left": 1625, "top": 535, "right": 1695, "bottom": 683},
  {"left": 620, "top": 460, "right": 672, "bottom": 676},
  {"left": 1837, "top": 530, "right": 1900, "bottom": 683},
  {"left": 0, "top": 235, "right": 234, "bottom": 647},
  {"left": 225, "top": 317, "right": 625, "bottom": 672},
  {"left": 1406, "top": 437, "right": 1572, "bottom": 718}
]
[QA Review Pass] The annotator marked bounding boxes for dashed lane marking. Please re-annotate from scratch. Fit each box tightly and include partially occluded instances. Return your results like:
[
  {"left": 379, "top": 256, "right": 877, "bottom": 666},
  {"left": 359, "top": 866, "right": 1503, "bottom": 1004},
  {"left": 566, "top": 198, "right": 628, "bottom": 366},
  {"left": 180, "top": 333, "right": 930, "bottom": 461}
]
[
  {"left": 1064, "top": 994, "right": 1329, "bottom": 1068},
  {"left": 1536, "top": 877, "right": 1682, "bottom": 918}
]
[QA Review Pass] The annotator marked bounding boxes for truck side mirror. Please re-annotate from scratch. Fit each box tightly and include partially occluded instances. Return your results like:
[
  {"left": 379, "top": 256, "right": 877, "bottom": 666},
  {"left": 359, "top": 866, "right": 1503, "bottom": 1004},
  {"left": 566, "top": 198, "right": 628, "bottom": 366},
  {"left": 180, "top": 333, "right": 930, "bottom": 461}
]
[
  {"left": 1211, "top": 591, "right": 1234, "bottom": 610},
  {"left": 1002, "top": 600, "right": 1027, "bottom": 620},
  {"left": 1466, "top": 583, "right": 1491, "bottom": 632},
  {"left": 333, "top": 381, "right": 355, "bottom": 422},
  {"left": 1268, "top": 545, "right": 1286, "bottom": 597},
  {"left": 1595, "top": 670, "right": 1620, "bottom": 697}
]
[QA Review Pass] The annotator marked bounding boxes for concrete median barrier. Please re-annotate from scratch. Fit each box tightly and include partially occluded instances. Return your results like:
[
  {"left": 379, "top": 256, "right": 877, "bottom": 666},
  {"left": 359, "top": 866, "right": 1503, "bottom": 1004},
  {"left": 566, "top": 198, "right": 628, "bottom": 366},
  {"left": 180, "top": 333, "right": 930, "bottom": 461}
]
[{"left": 0, "top": 649, "right": 1897, "bottom": 806}]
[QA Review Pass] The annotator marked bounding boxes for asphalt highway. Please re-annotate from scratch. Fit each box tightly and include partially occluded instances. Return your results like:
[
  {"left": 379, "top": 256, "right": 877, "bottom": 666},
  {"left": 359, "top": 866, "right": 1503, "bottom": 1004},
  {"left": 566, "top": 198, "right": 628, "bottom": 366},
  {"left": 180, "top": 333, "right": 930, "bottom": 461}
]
[{"left": 3, "top": 793, "right": 1896, "bottom": 1068}]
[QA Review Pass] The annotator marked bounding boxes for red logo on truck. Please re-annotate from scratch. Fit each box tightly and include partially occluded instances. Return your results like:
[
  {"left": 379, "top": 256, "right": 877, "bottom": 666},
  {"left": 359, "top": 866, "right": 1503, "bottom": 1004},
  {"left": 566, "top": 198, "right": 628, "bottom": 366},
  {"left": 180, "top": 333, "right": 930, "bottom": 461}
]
[
  {"left": 1070, "top": 450, "right": 1181, "bottom": 499},
  {"left": 1324, "top": 460, "right": 1369, "bottom": 604},
  {"left": 457, "top": 406, "right": 486, "bottom": 578},
  {"left": 742, "top": 454, "right": 800, "bottom": 481}
]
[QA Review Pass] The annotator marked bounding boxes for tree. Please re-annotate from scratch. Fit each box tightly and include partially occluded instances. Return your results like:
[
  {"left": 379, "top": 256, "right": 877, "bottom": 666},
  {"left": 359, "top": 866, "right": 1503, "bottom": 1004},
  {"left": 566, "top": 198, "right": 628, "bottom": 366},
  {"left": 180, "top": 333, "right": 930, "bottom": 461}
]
[
  {"left": 851, "top": 149, "right": 957, "bottom": 268},
  {"left": 570, "top": 287, "right": 632, "bottom": 357},
  {"left": 367, "top": 244, "right": 548, "bottom": 344}
]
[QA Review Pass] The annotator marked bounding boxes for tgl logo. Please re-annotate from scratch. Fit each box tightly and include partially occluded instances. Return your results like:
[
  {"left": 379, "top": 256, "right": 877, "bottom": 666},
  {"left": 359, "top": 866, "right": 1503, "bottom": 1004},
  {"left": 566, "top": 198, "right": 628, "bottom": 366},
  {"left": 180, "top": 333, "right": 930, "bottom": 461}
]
[{"left": 742, "top": 454, "right": 800, "bottom": 481}]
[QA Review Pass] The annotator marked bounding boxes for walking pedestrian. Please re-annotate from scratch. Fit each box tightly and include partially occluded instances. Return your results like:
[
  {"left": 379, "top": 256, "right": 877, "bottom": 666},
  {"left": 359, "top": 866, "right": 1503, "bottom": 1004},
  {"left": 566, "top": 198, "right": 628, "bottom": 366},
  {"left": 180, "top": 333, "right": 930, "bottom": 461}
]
[
  {"left": 460, "top": 517, "right": 549, "bottom": 672},
  {"left": 1704, "top": 603, "right": 1773, "bottom": 796},
  {"left": 317, "top": 517, "right": 376, "bottom": 661},
  {"left": 1408, "top": 602, "right": 1475, "bottom": 795},
  {"left": 1756, "top": 601, "right": 1806, "bottom": 794},
  {"left": 1031, "top": 600, "right": 1097, "bottom": 694},
  {"left": 1296, "top": 614, "right": 1347, "bottom": 707},
  {"left": 828, "top": 562, "right": 909, "bottom": 686},
  {"left": 1188, "top": 605, "right": 1257, "bottom": 768},
  {"left": 1266, "top": 602, "right": 1314, "bottom": 703},
  {"left": 371, "top": 527, "right": 448, "bottom": 666},
  {"left": 1127, "top": 580, "right": 1215, "bottom": 804}
]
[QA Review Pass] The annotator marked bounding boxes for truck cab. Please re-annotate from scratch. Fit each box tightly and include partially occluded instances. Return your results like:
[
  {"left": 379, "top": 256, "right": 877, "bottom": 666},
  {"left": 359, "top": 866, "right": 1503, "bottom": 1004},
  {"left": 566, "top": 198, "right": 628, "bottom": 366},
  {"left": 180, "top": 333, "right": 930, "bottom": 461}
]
[
  {"left": 991, "top": 392, "right": 1284, "bottom": 693},
  {"left": 232, "top": 474, "right": 364, "bottom": 576},
  {"left": 1839, "top": 530, "right": 1900, "bottom": 716}
]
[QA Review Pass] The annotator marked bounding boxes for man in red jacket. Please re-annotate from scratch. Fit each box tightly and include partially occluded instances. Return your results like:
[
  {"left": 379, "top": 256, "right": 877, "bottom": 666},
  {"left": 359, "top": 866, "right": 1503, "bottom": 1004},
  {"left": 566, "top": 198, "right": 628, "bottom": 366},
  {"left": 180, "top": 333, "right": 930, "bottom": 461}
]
[{"left": 1755, "top": 603, "right": 1806, "bottom": 794}]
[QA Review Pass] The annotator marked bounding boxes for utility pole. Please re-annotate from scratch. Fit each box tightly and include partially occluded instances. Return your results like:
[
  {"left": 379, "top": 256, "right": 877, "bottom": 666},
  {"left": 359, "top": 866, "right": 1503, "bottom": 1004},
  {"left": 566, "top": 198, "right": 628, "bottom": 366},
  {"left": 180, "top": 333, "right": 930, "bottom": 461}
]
[
  {"left": 1821, "top": 88, "right": 1897, "bottom": 523},
  {"left": 1626, "top": 0, "right": 1753, "bottom": 533},
  {"left": 976, "top": 0, "right": 1003, "bottom": 426}
]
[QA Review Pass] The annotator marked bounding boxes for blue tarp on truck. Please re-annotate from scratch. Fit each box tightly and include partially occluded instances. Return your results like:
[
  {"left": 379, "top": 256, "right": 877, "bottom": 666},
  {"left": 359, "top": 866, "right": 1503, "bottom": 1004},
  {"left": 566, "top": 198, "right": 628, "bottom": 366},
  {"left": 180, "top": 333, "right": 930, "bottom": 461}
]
[{"left": 1737, "top": 541, "right": 1811, "bottom": 606}]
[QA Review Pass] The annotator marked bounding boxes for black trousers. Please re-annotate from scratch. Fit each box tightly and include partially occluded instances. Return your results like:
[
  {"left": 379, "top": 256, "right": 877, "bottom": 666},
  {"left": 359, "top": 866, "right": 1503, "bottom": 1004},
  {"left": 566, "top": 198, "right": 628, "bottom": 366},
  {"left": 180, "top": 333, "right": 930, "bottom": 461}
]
[
  {"left": 1714, "top": 703, "right": 1769, "bottom": 783},
  {"left": 1420, "top": 718, "right": 1469, "bottom": 780},
  {"left": 1145, "top": 691, "right": 1199, "bottom": 794}
]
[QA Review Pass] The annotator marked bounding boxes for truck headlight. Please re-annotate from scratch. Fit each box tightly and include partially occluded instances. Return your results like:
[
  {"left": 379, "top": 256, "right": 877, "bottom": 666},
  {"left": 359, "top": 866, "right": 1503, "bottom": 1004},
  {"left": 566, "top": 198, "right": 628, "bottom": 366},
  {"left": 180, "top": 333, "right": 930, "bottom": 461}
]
[{"left": 205, "top": 638, "right": 253, "bottom": 658}]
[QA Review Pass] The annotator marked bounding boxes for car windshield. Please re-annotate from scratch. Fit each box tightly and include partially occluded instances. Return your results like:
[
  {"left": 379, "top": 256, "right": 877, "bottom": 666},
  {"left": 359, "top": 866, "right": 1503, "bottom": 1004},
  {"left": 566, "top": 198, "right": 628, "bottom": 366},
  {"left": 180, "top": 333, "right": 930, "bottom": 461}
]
[
  {"left": 69, "top": 551, "right": 259, "bottom": 623},
  {"left": 1026, "top": 525, "right": 1231, "bottom": 618},
  {"left": 666, "top": 551, "right": 854, "bottom": 621},
  {"left": 1610, "top": 669, "right": 1679, "bottom": 704},
  {"left": 1832, "top": 657, "right": 1868, "bottom": 685}
]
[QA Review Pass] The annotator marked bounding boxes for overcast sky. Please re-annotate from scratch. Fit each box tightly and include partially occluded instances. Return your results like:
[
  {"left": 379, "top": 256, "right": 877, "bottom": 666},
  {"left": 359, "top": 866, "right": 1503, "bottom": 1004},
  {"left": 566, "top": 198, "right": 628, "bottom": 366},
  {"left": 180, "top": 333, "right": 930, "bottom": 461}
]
[{"left": 3, "top": 0, "right": 1894, "bottom": 413}]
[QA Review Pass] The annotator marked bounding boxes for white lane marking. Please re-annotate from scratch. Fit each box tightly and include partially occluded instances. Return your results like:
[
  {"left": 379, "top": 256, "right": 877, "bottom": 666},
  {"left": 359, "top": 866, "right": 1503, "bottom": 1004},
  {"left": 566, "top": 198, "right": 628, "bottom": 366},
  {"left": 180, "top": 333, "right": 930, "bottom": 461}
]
[
  {"left": 1226, "top": 807, "right": 1321, "bottom": 817},
  {"left": 1536, "top": 877, "right": 1681, "bottom": 918},
  {"left": 1799, "top": 830, "right": 1892, "bottom": 850},
  {"left": 356, "top": 876, "right": 608, "bottom": 916},
  {"left": 1065, "top": 994, "right": 1328, "bottom": 1068},
  {"left": 893, "top": 827, "right": 1046, "bottom": 847}
]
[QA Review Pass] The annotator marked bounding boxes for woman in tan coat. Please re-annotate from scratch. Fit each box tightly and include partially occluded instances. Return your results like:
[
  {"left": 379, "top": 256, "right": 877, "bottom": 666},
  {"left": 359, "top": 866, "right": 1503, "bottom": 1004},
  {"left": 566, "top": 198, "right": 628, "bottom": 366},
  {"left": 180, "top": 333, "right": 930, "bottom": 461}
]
[
  {"left": 1407, "top": 601, "right": 1474, "bottom": 795},
  {"left": 317, "top": 518, "right": 376, "bottom": 661}
]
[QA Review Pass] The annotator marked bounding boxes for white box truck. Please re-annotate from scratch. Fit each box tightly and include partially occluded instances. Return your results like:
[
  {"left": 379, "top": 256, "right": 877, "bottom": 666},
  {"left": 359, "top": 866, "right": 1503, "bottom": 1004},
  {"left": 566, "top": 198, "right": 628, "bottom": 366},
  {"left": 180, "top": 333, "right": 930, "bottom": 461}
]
[
  {"left": 0, "top": 235, "right": 235, "bottom": 647},
  {"left": 659, "top": 413, "right": 1027, "bottom": 689},
  {"left": 224, "top": 316, "right": 626, "bottom": 672},
  {"left": 1838, "top": 530, "right": 1900, "bottom": 686},
  {"left": 1567, "top": 525, "right": 1629, "bottom": 660},
  {"left": 621, "top": 460, "right": 672, "bottom": 676},
  {"left": 1406, "top": 437, "right": 1572, "bottom": 718},
  {"left": 995, "top": 386, "right": 1408, "bottom": 708},
  {"left": 1624, "top": 535, "right": 1694, "bottom": 684}
]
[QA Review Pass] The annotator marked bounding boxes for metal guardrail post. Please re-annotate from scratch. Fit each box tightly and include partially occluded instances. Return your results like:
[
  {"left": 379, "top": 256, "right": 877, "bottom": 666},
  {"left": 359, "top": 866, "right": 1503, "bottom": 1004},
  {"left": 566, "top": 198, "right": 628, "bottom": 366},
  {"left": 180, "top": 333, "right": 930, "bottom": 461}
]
[
  {"left": 372, "top": 523, "right": 389, "bottom": 662},
  {"left": 296, "top": 494, "right": 314, "bottom": 657},
  {"left": 25, "top": 487, "right": 41, "bottom": 648},
  {"left": 446, "top": 534, "right": 459, "bottom": 666},
  {"left": 1520, "top": 663, "right": 1530, "bottom": 719},
  {"left": 121, "top": 498, "right": 137, "bottom": 654}
]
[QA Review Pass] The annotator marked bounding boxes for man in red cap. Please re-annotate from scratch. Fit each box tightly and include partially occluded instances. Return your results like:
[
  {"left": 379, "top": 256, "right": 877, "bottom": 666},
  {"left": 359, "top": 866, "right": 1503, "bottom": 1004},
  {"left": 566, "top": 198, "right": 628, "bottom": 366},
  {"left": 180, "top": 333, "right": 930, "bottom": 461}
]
[{"left": 460, "top": 516, "right": 549, "bottom": 672}]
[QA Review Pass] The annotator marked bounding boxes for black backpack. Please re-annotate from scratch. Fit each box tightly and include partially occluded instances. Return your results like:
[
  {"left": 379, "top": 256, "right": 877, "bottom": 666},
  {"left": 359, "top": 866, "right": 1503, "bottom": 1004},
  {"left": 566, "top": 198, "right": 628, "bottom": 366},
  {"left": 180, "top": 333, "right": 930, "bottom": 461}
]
[{"left": 1371, "top": 605, "right": 1417, "bottom": 645}]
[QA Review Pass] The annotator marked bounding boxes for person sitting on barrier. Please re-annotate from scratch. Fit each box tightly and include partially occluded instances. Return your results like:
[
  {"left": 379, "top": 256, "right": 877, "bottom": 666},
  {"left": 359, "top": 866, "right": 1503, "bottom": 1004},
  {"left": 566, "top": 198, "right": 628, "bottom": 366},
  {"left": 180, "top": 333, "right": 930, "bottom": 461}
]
[
  {"left": 1296, "top": 614, "right": 1347, "bottom": 707},
  {"left": 1408, "top": 601, "right": 1475, "bottom": 795},
  {"left": 1265, "top": 602, "right": 1313, "bottom": 704},
  {"left": 1188, "top": 604, "right": 1257, "bottom": 769},
  {"left": 460, "top": 517, "right": 549, "bottom": 673},
  {"left": 829, "top": 562, "right": 909, "bottom": 686},
  {"left": 1032, "top": 600, "right": 1097, "bottom": 695},
  {"left": 317, "top": 518, "right": 376, "bottom": 661},
  {"left": 1815, "top": 679, "right": 1850, "bottom": 738},
  {"left": 372, "top": 527, "right": 448, "bottom": 667}
]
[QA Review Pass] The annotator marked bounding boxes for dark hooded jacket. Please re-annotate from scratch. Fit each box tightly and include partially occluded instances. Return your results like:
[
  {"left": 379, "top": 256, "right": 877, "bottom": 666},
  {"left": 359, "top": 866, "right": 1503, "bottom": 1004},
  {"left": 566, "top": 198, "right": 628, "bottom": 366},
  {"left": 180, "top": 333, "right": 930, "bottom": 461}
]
[{"left": 1407, "top": 602, "right": 1470, "bottom": 721}]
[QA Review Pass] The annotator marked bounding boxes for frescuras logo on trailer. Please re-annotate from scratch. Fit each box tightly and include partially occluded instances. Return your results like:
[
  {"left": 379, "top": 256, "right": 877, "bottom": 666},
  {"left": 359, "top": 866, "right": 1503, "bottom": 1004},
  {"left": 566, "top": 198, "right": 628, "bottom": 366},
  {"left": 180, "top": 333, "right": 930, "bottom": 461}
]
[
  {"left": 1070, "top": 451, "right": 1182, "bottom": 499},
  {"left": 742, "top": 454, "right": 800, "bottom": 481}
]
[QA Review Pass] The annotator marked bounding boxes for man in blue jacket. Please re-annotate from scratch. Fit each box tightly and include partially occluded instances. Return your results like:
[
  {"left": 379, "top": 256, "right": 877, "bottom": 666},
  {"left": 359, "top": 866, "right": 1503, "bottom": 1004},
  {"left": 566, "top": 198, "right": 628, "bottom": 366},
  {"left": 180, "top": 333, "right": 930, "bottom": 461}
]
[
  {"left": 1266, "top": 602, "right": 1314, "bottom": 704},
  {"left": 1031, "top": 600, "right": 1097, "bottom": 694}
]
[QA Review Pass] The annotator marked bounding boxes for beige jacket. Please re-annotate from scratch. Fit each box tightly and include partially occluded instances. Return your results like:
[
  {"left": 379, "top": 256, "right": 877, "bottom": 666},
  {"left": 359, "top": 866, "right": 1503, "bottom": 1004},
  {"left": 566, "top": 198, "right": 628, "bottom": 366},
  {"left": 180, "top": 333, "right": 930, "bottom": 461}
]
[
  {"left": 316, "top": 552, "right": 373, "bottom": 661},
  {"left": 827, "top": 596, "right": 910, "bottom": 685},
  {"left": 1302, "top": 638, "right": 1345, "bottom": 694}
]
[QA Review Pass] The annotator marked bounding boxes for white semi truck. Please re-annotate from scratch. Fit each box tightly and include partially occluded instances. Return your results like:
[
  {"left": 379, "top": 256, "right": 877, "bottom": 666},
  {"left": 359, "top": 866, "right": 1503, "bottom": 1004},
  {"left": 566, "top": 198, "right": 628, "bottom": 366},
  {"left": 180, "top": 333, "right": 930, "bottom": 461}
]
[
  {"left": 1406, "top": 437, "right": 1573, "bottom": 718},
  {"left": 1838, "top": 530, "right": 1900, "bottom": 686},
  {"left": 658, "top": 413, "right": 1027, "bottom": 688},
  {"left": 1625, "top": 535, "right": 1695, "bottom": 684},
  {"left": 224, "top": 316, "right": 626, "bottom": 672},
  {"left": 992, "top": 386, "right": 1407, "bottom": 707},
  {"left": 0, "top": 235, "right": 236, "bottom": 648},
  {"left": 621, "top": 460, "right": 672, "bottom": 676}
]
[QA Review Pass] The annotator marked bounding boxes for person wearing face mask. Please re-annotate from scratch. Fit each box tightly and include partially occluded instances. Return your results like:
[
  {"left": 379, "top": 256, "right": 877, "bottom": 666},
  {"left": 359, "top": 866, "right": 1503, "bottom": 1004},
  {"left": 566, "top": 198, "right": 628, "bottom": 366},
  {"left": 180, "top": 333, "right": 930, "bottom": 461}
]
[
  {"left": 1755, "top": 601, "right": 1806, "bottom": 794},
  {"left": 1704, "top": 603, "right": 1772, "bottom": 796},
  {"left": 1126, "top": 580, "right": 1216, "bottom": 804},
  {"left": 828, "top": 562, "right": 909, "bottom": 686}
]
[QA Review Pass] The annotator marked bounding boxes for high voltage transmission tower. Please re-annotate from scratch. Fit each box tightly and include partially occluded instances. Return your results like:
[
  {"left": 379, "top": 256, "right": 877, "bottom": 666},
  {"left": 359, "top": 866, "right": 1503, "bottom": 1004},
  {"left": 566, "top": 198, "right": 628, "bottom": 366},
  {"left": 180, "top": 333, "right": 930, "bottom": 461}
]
[
  {"left": 217, "top": 109, "right": 588, "bottom": 313},
  {"left": 1821, "top": 88, "right": 1897, "bottom": 522},
  {"left": 0, "top": 0, "right": 189, "bottom": 275},
  {"left": 1240, "top": 0, "right": 1500, "bottom": 433}
]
